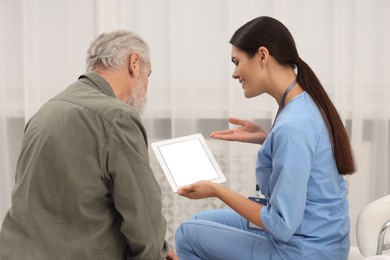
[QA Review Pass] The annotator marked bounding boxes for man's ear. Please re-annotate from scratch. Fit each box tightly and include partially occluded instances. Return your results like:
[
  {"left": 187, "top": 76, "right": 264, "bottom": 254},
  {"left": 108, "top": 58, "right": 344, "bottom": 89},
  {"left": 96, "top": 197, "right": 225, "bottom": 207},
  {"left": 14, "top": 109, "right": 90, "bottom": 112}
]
[
  {"left": 128, "top": 52, "right": 140, "bottom": 77},
  {"left": 257, "top": 46, "right": 270, "bottom": 68}
]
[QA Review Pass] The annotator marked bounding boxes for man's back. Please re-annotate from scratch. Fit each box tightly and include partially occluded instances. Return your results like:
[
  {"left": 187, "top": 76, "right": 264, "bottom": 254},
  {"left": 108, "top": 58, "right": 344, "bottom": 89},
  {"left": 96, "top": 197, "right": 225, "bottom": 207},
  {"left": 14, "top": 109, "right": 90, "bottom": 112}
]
[{"left": 0, "top": 73, "right": 168, "bottom": 260}]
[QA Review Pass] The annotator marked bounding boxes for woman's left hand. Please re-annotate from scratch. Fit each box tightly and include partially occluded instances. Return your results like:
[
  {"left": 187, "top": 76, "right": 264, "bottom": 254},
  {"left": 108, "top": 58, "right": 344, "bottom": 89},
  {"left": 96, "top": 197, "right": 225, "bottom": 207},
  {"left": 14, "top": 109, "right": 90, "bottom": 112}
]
[{"left": 177, "top": 181, "right": 218, "bottom": 199}]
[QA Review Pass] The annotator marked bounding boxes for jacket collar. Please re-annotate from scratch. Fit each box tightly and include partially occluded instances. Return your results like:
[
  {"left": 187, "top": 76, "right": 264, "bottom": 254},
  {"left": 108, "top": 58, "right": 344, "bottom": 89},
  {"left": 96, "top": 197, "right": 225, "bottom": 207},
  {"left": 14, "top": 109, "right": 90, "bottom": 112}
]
[{"left": 78, "top": 71, "right": 116, "bottom": 98}]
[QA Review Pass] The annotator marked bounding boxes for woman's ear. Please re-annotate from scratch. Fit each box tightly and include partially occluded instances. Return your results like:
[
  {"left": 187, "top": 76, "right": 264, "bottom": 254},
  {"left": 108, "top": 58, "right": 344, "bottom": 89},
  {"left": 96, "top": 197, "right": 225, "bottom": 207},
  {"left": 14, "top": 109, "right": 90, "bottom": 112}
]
[
  {"left": 257, "top": 46, "right": 270, "bottom": 68},
  {"left": 128, "top": 52, "right": 140, "bottom": 77}
]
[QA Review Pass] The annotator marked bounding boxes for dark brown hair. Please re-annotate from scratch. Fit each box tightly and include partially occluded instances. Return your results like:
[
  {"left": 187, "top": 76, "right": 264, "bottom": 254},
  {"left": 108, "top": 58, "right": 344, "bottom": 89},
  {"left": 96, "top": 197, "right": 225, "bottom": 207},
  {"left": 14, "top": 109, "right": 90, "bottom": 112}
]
[{"left": 230, "top": 16, "right": 356, "bottom": 175}]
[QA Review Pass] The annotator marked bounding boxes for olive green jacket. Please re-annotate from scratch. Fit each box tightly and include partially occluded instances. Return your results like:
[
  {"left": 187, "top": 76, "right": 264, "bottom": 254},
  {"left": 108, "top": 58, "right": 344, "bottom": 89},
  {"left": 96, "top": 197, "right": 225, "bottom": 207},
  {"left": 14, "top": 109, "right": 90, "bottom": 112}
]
[{"left": 0, "top": 72, "right": 168, "bottom": 259}]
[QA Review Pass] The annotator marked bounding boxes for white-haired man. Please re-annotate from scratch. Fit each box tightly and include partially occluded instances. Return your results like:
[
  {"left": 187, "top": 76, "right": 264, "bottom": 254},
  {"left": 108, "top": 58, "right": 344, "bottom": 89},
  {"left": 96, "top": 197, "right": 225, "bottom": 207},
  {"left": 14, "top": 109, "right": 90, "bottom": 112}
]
[{"left": 0, "top": 30, "right": 177, "bottom": 260}]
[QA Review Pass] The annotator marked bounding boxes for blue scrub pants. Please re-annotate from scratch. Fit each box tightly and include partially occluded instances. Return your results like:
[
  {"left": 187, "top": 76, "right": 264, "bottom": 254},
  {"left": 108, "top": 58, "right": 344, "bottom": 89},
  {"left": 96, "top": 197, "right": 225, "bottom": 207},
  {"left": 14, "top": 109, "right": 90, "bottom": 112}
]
[{"left": 175, "top": 209, "right": 281, "bottom": 260}]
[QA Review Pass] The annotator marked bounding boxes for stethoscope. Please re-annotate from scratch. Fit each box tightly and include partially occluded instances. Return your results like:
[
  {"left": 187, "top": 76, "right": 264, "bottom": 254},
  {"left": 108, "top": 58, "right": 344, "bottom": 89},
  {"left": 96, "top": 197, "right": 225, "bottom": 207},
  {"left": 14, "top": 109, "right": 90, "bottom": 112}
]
[
  {"left": 256, "top": 79, "right": 297, "bottom": 198},
  {"left": 270, "top": 79, "right": 297, "bottom": 131}
]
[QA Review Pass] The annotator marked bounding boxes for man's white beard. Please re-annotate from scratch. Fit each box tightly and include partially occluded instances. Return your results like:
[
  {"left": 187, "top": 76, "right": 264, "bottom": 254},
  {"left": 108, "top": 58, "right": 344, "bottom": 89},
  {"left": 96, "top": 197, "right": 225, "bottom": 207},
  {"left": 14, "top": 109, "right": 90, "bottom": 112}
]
[{"left": 127, "top": 79, "right": 147, "bottom": 115}]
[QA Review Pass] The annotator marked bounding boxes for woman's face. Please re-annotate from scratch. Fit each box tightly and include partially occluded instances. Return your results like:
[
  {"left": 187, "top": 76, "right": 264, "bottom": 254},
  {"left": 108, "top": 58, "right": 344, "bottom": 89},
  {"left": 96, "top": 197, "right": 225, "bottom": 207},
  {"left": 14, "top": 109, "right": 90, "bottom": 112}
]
[{"left": 231, "top": 46, "right": 265, "bottom": 98}]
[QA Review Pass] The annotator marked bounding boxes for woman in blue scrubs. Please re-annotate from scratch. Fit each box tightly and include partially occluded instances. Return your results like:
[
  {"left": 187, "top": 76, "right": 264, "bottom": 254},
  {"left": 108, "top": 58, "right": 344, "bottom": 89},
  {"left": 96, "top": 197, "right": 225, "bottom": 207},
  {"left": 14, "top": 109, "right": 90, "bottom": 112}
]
[{"left": 175, "top": 16, "right": 356, "bottom": 259}]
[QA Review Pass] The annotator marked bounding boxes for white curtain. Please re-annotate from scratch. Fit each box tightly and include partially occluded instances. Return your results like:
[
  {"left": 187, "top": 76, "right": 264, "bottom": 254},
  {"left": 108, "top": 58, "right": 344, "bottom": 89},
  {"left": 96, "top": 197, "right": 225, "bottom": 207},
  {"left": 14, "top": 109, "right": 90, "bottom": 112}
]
[{"left": 1, "top": 0, "right": 389, "bottom": 248}]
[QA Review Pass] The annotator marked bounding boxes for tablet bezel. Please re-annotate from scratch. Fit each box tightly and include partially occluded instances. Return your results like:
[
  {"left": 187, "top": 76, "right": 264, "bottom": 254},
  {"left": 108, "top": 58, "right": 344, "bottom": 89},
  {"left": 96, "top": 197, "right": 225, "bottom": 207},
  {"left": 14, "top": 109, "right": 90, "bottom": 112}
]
[{"left": 151, "top": 133, "right": 226, "bottom": 192}]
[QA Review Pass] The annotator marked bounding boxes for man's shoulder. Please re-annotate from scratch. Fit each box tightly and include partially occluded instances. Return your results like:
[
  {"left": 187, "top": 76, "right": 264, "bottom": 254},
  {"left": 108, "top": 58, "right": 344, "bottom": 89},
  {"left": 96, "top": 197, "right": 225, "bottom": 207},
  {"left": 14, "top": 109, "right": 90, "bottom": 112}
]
[{"left": 50, "top": 80, "right": 140, "bottom": 127}]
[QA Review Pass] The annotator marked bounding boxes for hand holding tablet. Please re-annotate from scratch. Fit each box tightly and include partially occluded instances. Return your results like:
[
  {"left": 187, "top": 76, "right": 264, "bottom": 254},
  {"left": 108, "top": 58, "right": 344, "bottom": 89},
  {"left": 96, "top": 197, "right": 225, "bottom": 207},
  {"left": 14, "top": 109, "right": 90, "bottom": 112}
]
[{"left": 151, "top": 134, "right": 226, "bottom": 192}]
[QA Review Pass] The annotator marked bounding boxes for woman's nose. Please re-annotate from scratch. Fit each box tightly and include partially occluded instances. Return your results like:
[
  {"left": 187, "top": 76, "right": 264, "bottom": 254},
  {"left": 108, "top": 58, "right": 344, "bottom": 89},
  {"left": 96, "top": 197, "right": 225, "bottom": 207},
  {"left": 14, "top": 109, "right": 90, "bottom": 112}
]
[{"left": 232, "top": 72, "right": 239, "bottom": 79}]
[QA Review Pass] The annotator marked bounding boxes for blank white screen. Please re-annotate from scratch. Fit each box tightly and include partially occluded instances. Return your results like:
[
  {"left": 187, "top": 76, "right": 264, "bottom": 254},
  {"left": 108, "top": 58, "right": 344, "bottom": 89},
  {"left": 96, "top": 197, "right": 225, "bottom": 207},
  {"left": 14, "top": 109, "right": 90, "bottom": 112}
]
[{"left": 158, "top": 138, "right": 219, "bottom": 187}]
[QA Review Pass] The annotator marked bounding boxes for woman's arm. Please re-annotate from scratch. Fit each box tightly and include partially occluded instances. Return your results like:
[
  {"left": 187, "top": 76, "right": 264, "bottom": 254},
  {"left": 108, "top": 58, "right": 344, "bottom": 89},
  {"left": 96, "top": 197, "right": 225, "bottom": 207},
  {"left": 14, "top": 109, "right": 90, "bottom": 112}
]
[{"left": 178, "top": 181, "right": 268, "bottom": 231}]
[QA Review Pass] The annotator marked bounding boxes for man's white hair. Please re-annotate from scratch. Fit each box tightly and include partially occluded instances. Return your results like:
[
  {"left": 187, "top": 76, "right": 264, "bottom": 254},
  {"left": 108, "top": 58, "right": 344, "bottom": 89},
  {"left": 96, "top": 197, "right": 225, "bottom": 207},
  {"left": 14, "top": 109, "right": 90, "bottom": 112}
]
[{"left": 86, "top": 30, "right": 150, "bottom": 71}]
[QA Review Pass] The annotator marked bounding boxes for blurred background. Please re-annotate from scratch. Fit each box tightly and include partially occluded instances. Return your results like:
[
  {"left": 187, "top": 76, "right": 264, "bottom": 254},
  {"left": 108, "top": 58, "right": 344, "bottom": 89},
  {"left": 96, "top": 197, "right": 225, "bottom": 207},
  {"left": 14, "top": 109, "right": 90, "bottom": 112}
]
[{"left": 1, "top": 0, "right": 389, "bottom": 248}]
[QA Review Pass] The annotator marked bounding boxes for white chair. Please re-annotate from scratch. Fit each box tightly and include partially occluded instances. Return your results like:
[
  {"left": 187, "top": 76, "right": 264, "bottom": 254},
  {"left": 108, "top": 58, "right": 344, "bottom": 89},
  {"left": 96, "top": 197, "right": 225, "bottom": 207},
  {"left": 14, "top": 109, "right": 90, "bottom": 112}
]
[{"left": 349, "top": 194, "right": 390, "bottom": 260}]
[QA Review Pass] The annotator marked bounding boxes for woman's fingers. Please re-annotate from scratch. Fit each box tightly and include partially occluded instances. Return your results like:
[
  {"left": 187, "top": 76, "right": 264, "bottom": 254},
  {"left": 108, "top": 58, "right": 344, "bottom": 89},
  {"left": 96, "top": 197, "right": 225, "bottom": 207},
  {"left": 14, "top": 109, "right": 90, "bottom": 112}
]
[{"left": 228, "top": 117, "right": 246, "bottom": 126}]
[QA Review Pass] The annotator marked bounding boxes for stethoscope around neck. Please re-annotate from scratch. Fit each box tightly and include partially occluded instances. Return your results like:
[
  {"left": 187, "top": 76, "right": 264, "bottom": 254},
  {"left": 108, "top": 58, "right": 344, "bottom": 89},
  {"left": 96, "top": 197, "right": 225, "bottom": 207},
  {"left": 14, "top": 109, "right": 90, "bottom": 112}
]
[
  {"left": 256, "top": 79, "right": 297, "bottom": 197},
  {"left": 270, "top": 79, "right": 297, "bottom": 130}
]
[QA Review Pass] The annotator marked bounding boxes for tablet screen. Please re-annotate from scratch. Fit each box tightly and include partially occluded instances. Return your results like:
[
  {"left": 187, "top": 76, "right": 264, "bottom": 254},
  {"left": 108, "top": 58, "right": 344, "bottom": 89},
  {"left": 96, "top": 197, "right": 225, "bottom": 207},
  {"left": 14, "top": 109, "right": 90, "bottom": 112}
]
[{"left": 151, "top": 134, "right": 226, "bottom": 192}]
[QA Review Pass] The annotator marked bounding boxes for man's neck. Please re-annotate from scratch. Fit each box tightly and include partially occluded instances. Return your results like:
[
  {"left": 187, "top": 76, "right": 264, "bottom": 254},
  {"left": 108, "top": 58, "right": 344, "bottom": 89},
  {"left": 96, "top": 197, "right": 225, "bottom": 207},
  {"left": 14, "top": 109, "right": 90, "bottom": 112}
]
[{"left": 94, "top": 68, "right": 129, "bottom": 102}]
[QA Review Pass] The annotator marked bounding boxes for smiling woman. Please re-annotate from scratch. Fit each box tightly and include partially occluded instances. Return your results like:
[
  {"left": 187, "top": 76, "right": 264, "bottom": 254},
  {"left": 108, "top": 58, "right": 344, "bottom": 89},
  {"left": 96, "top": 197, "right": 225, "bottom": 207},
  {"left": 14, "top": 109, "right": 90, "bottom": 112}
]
[{"left": 175, "top": 16, "right": 355, "bottom": 260}]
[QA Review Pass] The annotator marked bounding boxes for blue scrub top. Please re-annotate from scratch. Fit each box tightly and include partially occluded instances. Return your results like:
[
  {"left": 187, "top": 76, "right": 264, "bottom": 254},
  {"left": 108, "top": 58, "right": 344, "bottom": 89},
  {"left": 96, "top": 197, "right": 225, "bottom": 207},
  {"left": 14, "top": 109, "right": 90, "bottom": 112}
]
[{"left": 257, "top": 92, "right": 350, "bottom": 259}]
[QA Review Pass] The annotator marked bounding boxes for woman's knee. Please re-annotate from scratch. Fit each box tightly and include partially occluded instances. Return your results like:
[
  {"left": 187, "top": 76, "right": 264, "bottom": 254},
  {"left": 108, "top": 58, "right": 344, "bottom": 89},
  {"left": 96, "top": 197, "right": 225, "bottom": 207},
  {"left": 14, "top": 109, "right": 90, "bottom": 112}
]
[
  {"left": 175, "top": 222, "right": 200, "bottom": 258},
  {"left": 175, "top": 223, "right": 185, "bottom": 249}
]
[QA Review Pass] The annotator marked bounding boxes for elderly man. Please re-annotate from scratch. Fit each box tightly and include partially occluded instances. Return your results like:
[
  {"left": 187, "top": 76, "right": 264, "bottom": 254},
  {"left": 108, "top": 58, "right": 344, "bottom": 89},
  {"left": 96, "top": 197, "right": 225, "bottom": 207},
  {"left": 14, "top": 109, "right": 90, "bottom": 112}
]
[{"left": 0, "top": 30, "right": 177, "bottom": 260}]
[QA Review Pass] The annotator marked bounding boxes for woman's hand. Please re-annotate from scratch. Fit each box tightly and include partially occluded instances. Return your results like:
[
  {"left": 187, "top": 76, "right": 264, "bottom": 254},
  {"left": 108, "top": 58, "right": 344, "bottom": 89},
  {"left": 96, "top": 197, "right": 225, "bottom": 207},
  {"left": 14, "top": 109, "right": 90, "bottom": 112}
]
[
  {"left": 210, "top": 117, "right": 267, "bottom": 145},
  {"left": 179, "top": 180, "right": 268, "bottom": 231},
  {"left": 177, "top": 181, "right": 218, "bottom": 200}
]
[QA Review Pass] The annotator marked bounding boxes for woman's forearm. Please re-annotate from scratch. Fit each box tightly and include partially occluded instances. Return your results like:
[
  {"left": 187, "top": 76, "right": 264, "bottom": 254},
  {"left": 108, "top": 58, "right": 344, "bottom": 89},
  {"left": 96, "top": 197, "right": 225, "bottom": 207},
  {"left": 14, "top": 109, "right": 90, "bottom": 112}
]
[{"left": 213, "top": 184, "right": 268, "bottom": 231}]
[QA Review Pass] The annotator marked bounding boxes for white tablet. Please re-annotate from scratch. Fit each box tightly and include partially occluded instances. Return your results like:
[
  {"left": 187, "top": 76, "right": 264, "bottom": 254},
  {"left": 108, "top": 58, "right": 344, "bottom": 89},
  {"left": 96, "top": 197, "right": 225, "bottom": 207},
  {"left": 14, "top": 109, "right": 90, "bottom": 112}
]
[{"left": 151, "top": 133, "right": 226, "bottom": 192}]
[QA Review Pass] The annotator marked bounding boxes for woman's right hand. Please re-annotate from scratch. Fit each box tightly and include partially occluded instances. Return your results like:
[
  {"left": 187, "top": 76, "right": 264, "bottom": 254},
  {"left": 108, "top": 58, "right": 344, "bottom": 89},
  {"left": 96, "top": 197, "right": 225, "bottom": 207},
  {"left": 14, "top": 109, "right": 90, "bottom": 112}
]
[
  {"left": 210, "top": 117, "right": 267, "bottom": 145},
  {"left": 177, "top": 181, "right": 218, "bottom": 200}
]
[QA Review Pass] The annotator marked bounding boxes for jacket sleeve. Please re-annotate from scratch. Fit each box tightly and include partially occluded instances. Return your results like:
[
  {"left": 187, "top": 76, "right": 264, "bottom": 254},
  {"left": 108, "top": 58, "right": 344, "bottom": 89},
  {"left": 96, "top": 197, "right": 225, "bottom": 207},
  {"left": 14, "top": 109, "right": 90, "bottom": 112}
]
[{"left": 105, "top": 110, "right": 168, "bottom": 260}]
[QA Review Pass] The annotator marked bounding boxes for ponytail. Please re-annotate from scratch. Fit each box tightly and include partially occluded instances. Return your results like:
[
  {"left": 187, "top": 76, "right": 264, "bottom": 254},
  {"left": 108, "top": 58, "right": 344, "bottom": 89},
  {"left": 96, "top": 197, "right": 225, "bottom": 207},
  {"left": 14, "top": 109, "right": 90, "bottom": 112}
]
[{"left": 296, "top": 58, "right": 356, "bottom": 175}]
